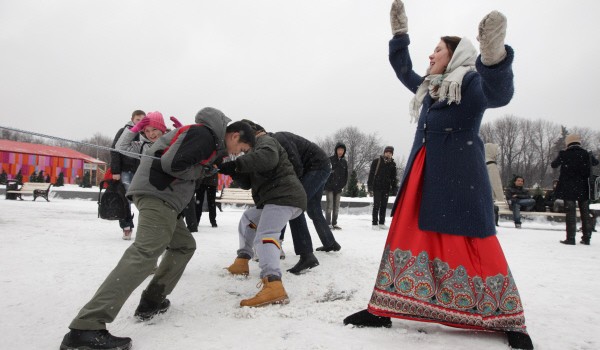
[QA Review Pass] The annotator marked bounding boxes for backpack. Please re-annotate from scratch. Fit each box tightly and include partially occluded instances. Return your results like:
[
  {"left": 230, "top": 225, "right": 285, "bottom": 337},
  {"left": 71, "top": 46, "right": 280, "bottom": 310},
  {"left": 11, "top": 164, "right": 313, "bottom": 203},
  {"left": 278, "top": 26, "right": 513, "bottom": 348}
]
[{"left": 98, "top": 179, "right": 131, "bottom": 220}]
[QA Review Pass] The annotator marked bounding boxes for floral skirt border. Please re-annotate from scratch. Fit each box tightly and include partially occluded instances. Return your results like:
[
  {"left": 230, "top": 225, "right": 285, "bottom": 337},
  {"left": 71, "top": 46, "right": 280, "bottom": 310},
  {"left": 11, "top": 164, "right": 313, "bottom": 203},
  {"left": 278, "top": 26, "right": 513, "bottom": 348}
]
[{"left": 367, "top": 247, "right": 527, "bottom": 333}]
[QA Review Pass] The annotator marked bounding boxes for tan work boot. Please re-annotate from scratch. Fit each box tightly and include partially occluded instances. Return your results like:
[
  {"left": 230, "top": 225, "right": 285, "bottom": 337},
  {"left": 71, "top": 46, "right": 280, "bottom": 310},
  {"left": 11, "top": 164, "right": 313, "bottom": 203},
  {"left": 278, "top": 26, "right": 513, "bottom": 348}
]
[
  {"left": 226, "top": 257, "right": 250, "bottom": 276},
  {"left": 240, "top": 276, "right": 289, "bottom": 307}
]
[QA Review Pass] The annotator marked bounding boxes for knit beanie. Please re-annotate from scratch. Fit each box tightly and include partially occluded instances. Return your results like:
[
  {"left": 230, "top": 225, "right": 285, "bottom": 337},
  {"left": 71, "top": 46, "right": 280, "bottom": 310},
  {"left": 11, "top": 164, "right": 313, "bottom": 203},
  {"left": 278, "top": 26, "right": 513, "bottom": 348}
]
[
  {"left": 146, "top": 111, "right": 167, "bottom": 133},
  {"left": 384, "top": 146, "right": 394, "bottom": 154},
  {"left": 565, "top": 134, "right": 582, "bottom": 147}
]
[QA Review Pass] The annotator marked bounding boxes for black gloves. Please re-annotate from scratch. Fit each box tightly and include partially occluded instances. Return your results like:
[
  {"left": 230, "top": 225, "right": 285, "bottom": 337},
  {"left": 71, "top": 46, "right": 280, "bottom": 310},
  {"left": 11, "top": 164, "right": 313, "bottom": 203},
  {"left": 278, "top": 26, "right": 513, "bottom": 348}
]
[{"left": 218, "top": 161, "right": 237, "bottom": 176}]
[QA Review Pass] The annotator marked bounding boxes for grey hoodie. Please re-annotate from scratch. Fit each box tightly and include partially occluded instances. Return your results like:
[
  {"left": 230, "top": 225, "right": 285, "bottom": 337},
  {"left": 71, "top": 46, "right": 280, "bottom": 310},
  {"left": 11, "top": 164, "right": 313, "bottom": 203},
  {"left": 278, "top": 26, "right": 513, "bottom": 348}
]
[{"left": 127, "top": 107, "right": 231, "bottom": 212}]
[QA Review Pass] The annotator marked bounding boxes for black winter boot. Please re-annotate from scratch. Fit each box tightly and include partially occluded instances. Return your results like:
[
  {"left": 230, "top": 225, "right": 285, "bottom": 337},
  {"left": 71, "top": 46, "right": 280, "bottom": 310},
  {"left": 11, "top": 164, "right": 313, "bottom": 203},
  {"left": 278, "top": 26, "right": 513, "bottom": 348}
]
[
  {"left": 506, "top": 331, "right": 534, "bottom": 349},
  {"left": 60, "top": 329, "right": 131, "bottom": 350},
  {"left": 134, "top": 297, "right": 170, "bottom": 321},
  {"left": 316, "top": 241, "right": 341, "bottom": 252},
  {"left": 287, "top": 252, "right": 319, "bottom": 275},
  {"left": 343, "top": 309, "right": 391, "bottom": 328}
]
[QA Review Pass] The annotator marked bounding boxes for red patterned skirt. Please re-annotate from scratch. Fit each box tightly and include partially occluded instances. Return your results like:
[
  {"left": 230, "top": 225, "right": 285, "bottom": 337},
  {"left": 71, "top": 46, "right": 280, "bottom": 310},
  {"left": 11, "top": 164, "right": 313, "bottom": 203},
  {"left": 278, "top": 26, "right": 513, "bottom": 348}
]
[{"left": 367, "top": 147, "right": 527, "bottom": 333}]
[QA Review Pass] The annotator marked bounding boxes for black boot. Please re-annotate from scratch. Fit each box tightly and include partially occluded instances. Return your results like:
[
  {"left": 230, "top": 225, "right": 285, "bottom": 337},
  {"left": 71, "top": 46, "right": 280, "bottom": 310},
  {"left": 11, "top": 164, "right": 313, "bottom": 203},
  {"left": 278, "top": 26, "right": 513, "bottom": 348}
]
[
  {"left": 343, "top": 309, "right": 391, "bottom": 328},
  {"left": 506, "top": 331, "right": 534, "bottom": 349},
  {"left": 287, "top": 252, "right": 319, "bottom": 275},
  {"left": 316, "top": 241, "right": 341, "bottom": 252},
  {"left": 134, "top": 297, "right": 171, "bottom": 321},
  {"left": 60, "top": 329, "right": 131, "bottom": 350},
  {"left": 560, "top": 239, "right": 575, "bottom": 245}
]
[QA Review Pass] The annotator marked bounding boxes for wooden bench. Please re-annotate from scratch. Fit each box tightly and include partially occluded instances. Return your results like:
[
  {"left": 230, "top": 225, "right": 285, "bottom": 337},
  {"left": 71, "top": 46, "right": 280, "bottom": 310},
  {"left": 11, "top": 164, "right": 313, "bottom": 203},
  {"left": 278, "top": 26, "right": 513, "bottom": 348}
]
[
  {"left": 6, "top": 182, "right": 52, "bottom": 202},
  {"left": 496, "top": 201, "right": 577, "bottom": 219},
  {"left": 215, "top": 187, "right": 254, "bottom": 205}
]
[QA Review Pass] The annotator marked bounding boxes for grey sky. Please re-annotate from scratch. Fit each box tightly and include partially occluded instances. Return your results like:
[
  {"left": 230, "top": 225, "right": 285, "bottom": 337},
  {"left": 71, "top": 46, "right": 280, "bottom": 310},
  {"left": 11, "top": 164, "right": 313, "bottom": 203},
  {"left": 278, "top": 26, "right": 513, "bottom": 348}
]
[{"left": 0, "top": 0, "right": 596, "bottom": 159}]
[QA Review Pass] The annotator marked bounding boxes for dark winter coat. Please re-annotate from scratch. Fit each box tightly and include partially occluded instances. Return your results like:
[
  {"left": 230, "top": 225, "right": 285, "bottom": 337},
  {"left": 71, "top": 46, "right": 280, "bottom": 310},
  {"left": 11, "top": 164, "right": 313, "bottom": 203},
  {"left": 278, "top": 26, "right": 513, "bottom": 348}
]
[
  {"left": 367, "top": 156, "right": 398, "bottom": 193},
  {"left": 551, "top": 145, "right": 599, "bottom": 201},
  {"left": 505, "top": 185, "right": 532, "bottom": 201},
  {"left": 270, "top": 131, "right": 330, "bottom": 178},
  {"left": 389, "top": 34, "right": 515, "bottom": 238},
  {"left": 324, "top": 143, "right": 348, "bottom": 194},
  {"left": 232, "top": 134, "right": 307, "bottom": 211},
  {"left": 110, "top": 121, "right": 140, "bottom": 174}
]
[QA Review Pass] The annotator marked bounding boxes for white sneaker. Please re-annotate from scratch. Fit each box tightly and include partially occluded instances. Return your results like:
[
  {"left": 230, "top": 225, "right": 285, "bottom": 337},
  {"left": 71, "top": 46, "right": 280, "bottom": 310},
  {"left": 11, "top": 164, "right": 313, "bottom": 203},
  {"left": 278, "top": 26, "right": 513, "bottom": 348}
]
[
  {"left": 122, "top": 227, "right": 132, "bottom": 240},
  {"left": 372, "top": 225, "right": 379, "bottom": 230},
  {"left": 378, "top": 224, "right": 388, "bottom": 229}
]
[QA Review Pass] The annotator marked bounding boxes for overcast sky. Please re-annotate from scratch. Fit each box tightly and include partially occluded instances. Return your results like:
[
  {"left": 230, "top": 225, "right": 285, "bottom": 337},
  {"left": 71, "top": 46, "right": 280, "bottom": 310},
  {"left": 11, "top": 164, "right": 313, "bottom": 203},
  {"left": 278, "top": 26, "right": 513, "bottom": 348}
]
[{"left": 0, "top": 0, "right": 597, "bottom": 159}]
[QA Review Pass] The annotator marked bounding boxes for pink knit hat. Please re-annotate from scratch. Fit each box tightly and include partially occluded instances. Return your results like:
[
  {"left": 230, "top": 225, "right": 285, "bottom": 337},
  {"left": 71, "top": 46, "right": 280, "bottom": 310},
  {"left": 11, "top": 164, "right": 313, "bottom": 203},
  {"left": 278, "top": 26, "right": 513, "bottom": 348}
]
[{"left": 145, "top": 111, "right": 167, "bottom": 133}]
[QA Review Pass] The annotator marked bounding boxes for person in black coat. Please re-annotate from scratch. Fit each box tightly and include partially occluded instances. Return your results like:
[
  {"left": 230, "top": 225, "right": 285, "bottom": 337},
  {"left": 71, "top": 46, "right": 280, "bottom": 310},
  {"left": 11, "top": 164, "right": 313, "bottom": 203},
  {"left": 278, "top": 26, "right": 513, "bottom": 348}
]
[
  {"left": 110, "top": 110, "right": 145, "bottom": 239},
  {"left": 324, "top": 143, "right": 348, "bottom": 229},
  {"left": 194, "top": 172, "right": 219, "bottom": 228},
  {"left": 551, "top": 134, "right": 599, "bottom": 245},
  {"left": 367, "top": 146, "right": 398, "bottom": 229},
  {"left": 505, "top": 175, "right": 535, "bottom": 228}
]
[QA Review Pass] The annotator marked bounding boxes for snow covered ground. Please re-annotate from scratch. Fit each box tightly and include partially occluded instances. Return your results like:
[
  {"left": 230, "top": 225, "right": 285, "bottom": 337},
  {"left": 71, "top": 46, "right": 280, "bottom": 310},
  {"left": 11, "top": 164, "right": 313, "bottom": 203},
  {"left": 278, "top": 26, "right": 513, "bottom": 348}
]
[{"left": 1, "top": 196, "right": 599, "bottom": 350}]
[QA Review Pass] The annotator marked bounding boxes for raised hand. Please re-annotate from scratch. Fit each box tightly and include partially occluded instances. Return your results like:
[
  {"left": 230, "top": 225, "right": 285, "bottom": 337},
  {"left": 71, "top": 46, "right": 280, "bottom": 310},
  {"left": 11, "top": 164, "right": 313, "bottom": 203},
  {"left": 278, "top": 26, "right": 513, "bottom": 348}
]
[
  {"left": 170, "top": 116, "right": 183, "bottom": 128},
  {"left": 130, "top": 116, "right": 150, "bottom": 133},
  {"left": 390, "top": 0, "right": 408, "bottom": 36},
  {"left": 477, "top": 10, "right": 507, "bottom": 66}
]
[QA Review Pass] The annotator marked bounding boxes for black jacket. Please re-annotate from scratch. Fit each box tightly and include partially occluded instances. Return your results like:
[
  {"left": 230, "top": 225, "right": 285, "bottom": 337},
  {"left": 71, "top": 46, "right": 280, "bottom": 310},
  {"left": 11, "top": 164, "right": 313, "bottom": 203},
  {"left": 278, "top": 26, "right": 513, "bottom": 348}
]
[
  {"left": 324, "top": 143, "right": 348, "bottom": 194},
  {"left": 505, "top": 186, "right": 532, "bottom": 201},
  {"left": 110, "top": 122, "right": 140, "bottom": 174},
  {"left": 367, "top": 156, "right": 398, "bottom": 192},
  {"left": 551, "top": 145, "right": 599, "bottom": 201},
  {"left": 271, "top": 131, "right": 329, "bottom": 178}
]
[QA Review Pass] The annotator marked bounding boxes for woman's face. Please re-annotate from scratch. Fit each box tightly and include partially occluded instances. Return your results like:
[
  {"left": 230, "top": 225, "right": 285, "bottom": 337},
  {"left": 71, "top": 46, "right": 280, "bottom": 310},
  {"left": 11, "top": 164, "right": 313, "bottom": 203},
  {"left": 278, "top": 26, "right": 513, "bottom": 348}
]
[
  {"left": 144, "top": 127, "right": 163, "bottom": 142},
  {"left": 428, "top": 40, "right": 452, "bottom": 75}
]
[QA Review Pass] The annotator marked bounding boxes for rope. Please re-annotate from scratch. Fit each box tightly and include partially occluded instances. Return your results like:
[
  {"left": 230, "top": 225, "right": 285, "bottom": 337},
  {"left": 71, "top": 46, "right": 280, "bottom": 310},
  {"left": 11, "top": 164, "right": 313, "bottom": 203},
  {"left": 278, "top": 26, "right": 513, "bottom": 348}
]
[{"left": 0, "top": 124, "right": 159, "bottom": 160}]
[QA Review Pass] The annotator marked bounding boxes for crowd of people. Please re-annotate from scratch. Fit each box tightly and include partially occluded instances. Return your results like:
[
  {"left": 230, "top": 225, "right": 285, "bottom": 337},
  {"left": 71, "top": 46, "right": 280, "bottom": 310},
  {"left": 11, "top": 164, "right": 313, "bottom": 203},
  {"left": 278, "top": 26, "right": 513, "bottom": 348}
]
[{"left": 58, "top": 2, "right": 600, "bottom": 350}]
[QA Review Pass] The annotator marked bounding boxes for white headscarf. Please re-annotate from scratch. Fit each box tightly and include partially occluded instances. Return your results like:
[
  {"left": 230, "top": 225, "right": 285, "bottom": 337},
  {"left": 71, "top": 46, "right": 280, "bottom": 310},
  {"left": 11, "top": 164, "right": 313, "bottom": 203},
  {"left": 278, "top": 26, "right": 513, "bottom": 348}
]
[{"left": 409, "top": 37, "right": 478, "bottom": 123}]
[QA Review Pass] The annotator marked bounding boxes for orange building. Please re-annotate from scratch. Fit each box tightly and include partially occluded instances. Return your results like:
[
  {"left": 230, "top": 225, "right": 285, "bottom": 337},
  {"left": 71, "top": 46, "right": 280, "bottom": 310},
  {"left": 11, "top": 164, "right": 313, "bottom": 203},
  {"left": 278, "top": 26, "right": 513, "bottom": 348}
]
[{"left": 0, "top": 139, "right": 106, "bottom": 185}]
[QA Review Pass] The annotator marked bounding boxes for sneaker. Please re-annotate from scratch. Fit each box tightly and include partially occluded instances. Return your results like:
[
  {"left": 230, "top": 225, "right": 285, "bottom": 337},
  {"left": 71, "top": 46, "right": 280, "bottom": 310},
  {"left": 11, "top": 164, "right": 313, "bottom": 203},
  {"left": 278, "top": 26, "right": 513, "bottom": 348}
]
[
  {"left": 315, "top": 241, "right": 341, "bottom": 252},
  {"left": 328, "top": 224, "right": 334, "bottom": 230},
  {"left": 60, "top": 329, "right": 132, "bottom": 350},
  {"left": 332, "top": 225, "right": 342, "bottom": 230},
  {"left": 580, "top": 239, "right": 590, "bottom": 245},
  {"left": 134, "top": 298, "right": 170, "bottom": 321},
  {"left": 287, "top": 252, "right": 319, "bottom": 275},
  {"left": 343, "top": 309, "right": 392, "bottom": 328},
  {"left": 122, "top": 228, "right": 132, "bottom": 240},
  {"left": 372, "top": 225, "right": 379, "bottom": 230},
  {"left": 226, "top": 257, "right": 250, "bottom": 276},
  {"left": 515, "top": 223, "right": 522, "bottom": 229},
  {"left": 378, "top": 224, "right": 388, "bottom": 229},
  {"left": 560, "top": 239, "right": 575, "bottom": 245},
  {"left": 211, "top": 222, "right": 218, "bottom": 228},
  {"left": 240, "top": 276, "right": 289, "bottom": 307}
]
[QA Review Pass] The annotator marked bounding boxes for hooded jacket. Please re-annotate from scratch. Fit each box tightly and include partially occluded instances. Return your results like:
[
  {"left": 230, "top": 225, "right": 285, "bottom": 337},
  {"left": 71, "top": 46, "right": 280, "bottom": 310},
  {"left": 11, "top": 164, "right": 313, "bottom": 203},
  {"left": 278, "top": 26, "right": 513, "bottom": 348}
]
[
  {"left": 126, "top": 107, "right": 231, "bottom": 212},
  {"left": 231, "top": 134, "right": 307, "bottom": 211},
  {"left": 324, "top": 143, "right": 348, "bottom": 194}
]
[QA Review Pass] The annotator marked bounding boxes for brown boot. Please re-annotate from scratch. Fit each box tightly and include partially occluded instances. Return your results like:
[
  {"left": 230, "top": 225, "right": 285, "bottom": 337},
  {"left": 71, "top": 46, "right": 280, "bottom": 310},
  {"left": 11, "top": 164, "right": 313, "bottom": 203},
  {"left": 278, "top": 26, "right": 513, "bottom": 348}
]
[
  {"left": 226, "top": 257, "right": 250, "bottom": 276},
  {"left": 240, "top": 276, "right": 289, "bottom": 307}
]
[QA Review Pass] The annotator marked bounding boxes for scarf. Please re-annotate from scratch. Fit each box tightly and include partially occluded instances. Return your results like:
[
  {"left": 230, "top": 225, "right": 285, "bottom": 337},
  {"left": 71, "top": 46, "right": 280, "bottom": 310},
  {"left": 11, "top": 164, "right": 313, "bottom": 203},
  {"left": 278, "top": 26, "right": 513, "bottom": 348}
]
[{"left": 409, "top": 37, "right": 478, "bottom": 123}]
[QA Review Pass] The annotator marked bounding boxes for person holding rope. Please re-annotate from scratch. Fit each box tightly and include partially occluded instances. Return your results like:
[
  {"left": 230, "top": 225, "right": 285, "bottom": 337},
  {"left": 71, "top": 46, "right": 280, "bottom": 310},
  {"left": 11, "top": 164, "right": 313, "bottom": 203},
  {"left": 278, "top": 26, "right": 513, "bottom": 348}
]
[
  {"left": 343, "top": 2, "right": 533, "bottom": 349},
  {"left": 60, "top": 109, "right": 255, "bottom": 350}
]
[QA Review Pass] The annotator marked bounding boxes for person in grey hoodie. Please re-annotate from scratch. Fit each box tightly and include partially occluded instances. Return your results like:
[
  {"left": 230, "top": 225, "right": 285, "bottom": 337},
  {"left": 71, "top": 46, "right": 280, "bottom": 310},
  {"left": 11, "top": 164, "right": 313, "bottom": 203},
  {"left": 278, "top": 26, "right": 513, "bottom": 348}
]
[{"left": 60, "top": 108, "right": 256, "bottom": 350}]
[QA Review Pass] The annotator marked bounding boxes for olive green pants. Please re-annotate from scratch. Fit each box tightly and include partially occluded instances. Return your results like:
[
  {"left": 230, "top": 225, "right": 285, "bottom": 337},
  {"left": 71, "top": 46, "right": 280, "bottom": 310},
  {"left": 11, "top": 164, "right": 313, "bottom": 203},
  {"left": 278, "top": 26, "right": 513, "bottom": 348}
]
[{"left": 69, "top": 195, "right": 196, "bottom": 330}]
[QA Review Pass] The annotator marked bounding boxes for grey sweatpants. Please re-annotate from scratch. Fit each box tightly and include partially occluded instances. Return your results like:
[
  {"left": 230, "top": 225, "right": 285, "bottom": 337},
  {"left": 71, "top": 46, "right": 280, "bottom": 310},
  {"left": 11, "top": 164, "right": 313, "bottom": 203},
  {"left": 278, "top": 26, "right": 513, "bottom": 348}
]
[
  {"left": 69, "top": 195, "right": 196, "bottom": 330},
  {"left": 237, "top": 204, "right": 302, "bottom": 278}
]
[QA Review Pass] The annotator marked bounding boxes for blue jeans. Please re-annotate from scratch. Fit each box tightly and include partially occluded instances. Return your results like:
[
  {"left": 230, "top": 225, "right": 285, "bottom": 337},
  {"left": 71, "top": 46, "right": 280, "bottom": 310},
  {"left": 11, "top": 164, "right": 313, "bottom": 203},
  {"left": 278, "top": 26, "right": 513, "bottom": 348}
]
[
  {"left": 119, "top": 171, "right": 135, "bottom": 230},
  {"left": 511, "top": 198, "right": 535, "bottom": 224},
  {"left": 302, "top": 164, "right": 336, "bottom": 247}
]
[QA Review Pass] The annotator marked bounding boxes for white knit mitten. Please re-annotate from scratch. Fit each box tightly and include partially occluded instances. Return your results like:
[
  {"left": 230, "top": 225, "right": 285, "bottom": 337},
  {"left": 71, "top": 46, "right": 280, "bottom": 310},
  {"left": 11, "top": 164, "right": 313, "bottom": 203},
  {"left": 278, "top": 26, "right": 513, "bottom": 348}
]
[
  {"left": 390, "top": 0, "right": 408, "bottom": 36},
  {"left": 477, "top": 10, "right": 507, "bottom": 65}
]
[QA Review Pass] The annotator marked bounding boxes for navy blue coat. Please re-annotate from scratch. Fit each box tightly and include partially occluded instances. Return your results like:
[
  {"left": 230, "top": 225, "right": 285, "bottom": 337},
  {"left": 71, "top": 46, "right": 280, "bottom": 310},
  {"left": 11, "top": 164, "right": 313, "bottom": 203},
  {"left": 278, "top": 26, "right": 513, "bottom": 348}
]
[{"left": 389, "top": 34, "right": 515, "bottom": 238}]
